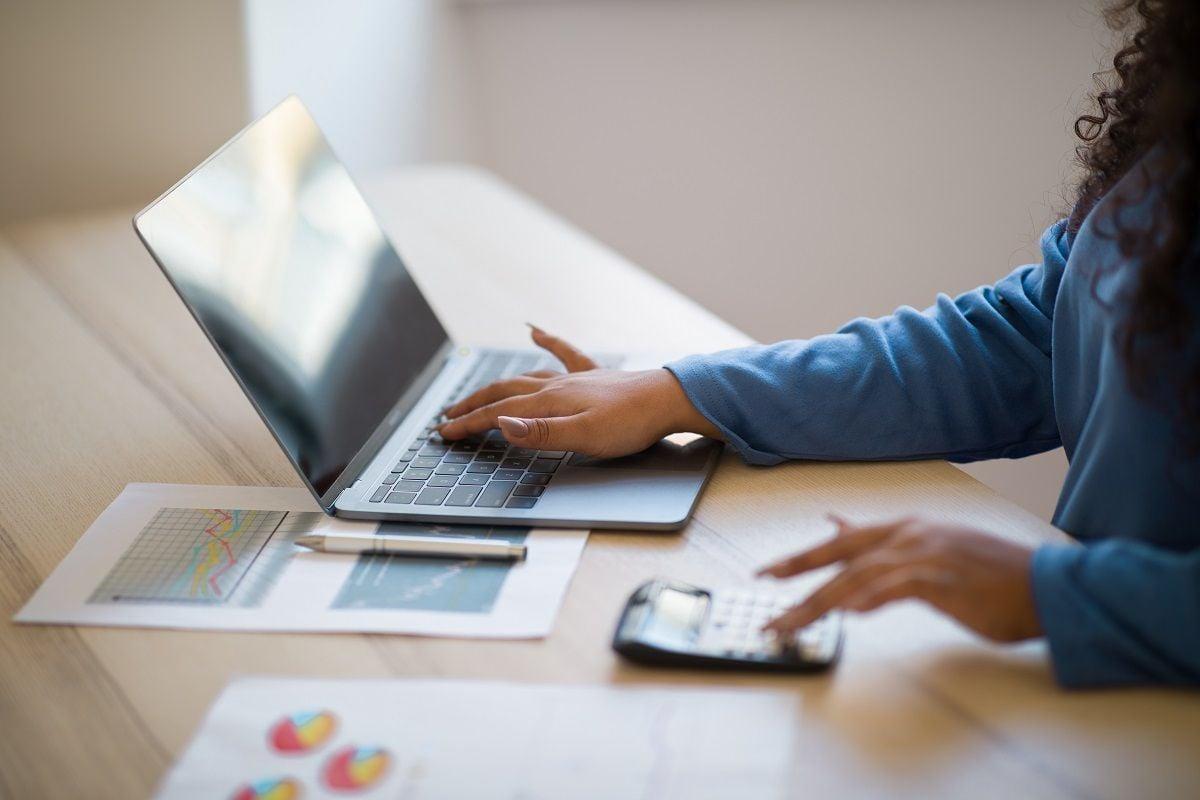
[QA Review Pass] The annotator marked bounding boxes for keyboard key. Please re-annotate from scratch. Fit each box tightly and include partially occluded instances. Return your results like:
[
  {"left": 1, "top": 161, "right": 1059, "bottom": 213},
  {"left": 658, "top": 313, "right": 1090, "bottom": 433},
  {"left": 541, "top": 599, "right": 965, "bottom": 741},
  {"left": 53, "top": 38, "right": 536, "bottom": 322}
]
[
  {"left": 385, "top": 490, "right": 417, "bottom": 504},
  {"left": 465, "top": 462, "right": 498, "bottom": 474},
  {"left": 512, "top": 484, "right": 544, "bottom": 497},
  {"left": 412, "top": 456, "right": 442, "bottom": 469},
  {"left": 529, "top": 459, "right": 559, "bottom": 473},
  {"left": 443, "top": 453, "right": 473, "bottom": 464},
  {"left": 451, "top": 441, "right": 480, "bottom": 452},
  {"left": 427, "top": 475, "right": 457, "bottom": 487},
  {"left": 505, "top": 496, "right": 538, "bottom": 509},
  {"left": 381, "top": 473, "right": 400, "bottom": 485},
  {"left": 501, "top": 458, "right": 531, "bottom": 470},
  {"left": 473, "top": 451, "right": 504, "bottom": 462},
  {"left": 458, "top": 473, "right": 489, "bottom": 485},
  {"left": 494, "top": 468, "right": 524, "bottom": 482},
  {"left": 369, "top": 486, "right": 389, "bottom": 502},
  {"left": 537, "top": 450, "right": 566, "bottom": 459},
  {"left": 435, "top": 463, "right": 466, "bottom": 475},
  {"left": 510, "top": 447, "right": 538, "bottom": 458},
  {"left": 396, "top": 479, "right": 427, "bottom": 492},
  {"left": 403, "top": 468, "right": 434, "bottom": 480},
  {"left": 419, "top": 444, "right": 448, "bottom": 456},
  {"left": 445, "top": 485, "right": 484, "bottom": 506},
  {"left": 415, "top": 486, "right": 452, "bottom": 505},
  {"left": 520, "top": 473, "right": 551, "bottom": 486},
  {"left": 474, "top": 480, "right": 517, "bottom": 508}
]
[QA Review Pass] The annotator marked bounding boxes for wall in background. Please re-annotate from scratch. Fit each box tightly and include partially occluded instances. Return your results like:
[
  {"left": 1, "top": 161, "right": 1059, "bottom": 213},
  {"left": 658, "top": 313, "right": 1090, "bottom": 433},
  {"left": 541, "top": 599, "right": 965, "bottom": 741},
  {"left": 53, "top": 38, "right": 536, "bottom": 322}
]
[
  {"left": 243, "top": 0, "right": 476, "bottom": 175},
  {"left": 454, "top": 0, "right": 1108, "bottom": 519},
  {"left": 0, "top": 0, "right": 247, "bottom": 222}
]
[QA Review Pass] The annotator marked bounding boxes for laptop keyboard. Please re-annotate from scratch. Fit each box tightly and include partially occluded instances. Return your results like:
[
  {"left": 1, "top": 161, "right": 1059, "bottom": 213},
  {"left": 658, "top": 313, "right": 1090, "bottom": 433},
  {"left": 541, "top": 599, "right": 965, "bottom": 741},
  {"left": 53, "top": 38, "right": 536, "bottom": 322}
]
[{"left": 368, "top": 351, "right": 613, "bottom": 511}]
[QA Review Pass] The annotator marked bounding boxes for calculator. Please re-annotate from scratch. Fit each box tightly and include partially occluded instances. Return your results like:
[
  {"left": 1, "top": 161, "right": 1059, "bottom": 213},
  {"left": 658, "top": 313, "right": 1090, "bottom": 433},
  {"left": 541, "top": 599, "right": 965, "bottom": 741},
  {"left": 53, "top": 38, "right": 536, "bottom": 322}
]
[{"left": 612, "top": 579, "right": 843, "bottom": 672}]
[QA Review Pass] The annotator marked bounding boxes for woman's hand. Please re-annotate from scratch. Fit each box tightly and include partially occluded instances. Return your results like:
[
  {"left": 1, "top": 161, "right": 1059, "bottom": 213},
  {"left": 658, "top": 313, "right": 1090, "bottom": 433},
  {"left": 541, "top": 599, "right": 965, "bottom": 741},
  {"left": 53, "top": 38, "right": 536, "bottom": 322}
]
[
  {"left": 437, "top": 326, "right": 720, "bottom": 457},
  {"left": 759, "top": 515, "right": 1041, "bottom": 642}
]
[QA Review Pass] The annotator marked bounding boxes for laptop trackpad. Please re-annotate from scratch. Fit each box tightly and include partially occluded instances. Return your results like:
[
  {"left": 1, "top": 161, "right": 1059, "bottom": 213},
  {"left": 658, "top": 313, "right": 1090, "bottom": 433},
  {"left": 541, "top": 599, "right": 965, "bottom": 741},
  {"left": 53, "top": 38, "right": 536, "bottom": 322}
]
[{"left": 568, "top": 435, "right": 717, "bottom": 471}]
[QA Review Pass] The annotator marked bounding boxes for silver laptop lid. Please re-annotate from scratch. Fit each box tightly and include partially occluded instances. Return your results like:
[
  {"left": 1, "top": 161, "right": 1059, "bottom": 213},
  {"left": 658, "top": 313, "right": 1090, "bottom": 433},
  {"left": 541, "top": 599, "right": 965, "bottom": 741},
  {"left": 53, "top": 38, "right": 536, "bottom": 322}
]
[{"left": 134, "top": 96, "right": 452, "bottom": 508}]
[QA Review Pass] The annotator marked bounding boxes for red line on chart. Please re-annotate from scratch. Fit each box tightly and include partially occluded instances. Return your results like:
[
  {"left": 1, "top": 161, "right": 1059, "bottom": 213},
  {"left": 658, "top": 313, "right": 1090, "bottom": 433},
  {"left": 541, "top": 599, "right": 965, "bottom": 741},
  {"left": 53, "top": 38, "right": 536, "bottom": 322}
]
[{"left": 203, "top": 509, "right": 237, "bottom": 596}]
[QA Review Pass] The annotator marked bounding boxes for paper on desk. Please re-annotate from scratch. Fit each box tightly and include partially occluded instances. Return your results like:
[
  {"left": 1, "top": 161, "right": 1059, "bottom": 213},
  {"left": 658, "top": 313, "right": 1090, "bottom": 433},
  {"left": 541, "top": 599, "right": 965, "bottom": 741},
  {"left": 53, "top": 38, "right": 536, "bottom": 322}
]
[
  {"left": 156, "top": 676, "right": 798, "bottom": 800},
  {"left": 15, "top": 483, "right": 587, "bottom": 638}
]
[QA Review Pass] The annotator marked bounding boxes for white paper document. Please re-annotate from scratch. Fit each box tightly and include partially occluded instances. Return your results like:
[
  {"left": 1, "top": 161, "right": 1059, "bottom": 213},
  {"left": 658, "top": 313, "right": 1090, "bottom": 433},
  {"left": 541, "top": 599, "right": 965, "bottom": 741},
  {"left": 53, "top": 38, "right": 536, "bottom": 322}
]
[
  {"left": 157, "top": 676, "right": 798, "bottom": 799},
  {"left": 16, "top": 483, "right": 587, "bottom": 638}
]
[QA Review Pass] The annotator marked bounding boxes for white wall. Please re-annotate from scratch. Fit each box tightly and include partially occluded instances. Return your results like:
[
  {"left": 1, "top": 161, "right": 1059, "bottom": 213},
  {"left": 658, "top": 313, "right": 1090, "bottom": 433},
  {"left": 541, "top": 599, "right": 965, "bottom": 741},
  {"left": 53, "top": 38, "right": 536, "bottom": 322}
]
[
  {"left": 452, "top": 0, "right": 1108, "bottom": 519},
  {"left": 0, "top": 0, "right": 247, "bottom": 222},
  {"left": 243, "top": 0, "right": 475, "bottom": 176}
]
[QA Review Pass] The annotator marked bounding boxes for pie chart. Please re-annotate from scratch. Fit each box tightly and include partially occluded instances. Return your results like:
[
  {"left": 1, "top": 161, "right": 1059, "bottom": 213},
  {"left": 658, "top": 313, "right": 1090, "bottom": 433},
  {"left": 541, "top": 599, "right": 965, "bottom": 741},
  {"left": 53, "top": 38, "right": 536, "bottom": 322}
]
[
  {"left": 229, "top": 776, "right": 301, "bottom": 800},
  {"left": 321, "top": 745, "right": 391, "bottom": 791},
  {"left": 268, "top": 711, "right": 337, "bottom": 754}
]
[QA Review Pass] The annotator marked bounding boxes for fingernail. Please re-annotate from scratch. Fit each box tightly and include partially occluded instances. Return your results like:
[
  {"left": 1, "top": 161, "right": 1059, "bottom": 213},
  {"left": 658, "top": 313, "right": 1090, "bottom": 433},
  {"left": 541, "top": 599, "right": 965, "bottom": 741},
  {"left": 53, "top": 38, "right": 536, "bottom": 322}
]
[
  {"left": 498, "top": 416, "right": 530, "bottom": 437},
  {"left": 525, "top": 322, "right": 543, "bottom": 334}
]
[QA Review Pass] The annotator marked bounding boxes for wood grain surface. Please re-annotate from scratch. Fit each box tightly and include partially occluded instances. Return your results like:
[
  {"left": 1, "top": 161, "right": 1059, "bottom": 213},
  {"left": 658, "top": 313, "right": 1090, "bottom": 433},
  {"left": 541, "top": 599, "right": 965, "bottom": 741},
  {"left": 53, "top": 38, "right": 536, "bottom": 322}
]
[{"left": 1, "top": 166, "right": 1196, "bottom": 799}]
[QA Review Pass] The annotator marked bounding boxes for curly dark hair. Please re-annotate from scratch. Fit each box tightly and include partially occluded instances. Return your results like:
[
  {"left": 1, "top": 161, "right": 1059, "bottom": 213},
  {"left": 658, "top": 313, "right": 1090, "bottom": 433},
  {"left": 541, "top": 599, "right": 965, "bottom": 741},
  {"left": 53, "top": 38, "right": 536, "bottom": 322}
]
[{"left": 1069, "top": 0, "right": 1199, "bottom": 448}]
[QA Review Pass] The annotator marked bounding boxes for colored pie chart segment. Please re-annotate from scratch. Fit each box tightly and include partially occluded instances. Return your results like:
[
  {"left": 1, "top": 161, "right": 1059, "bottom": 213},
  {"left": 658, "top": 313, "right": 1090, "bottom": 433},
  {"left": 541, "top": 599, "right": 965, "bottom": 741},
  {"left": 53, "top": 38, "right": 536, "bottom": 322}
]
[
  {"left": 230, "top": 776, "right": 302, "bottom": 800},
  {"left": 322, "top": 745, "right": 392, "bottom": 791},
  {"left": 269, "top": 710, "right": 338, "bottom": 754}
]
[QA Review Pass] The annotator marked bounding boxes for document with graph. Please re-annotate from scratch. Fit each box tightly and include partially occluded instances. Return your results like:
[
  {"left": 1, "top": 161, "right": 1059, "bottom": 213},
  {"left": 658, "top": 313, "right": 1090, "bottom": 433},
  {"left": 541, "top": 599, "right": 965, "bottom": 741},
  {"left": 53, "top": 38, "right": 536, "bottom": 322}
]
[
  {"left": 16, "top": 483, "right": 587, "bottom": 637},
  {"left": 157, "top": 677, "right": 798, "bottom": 800}
]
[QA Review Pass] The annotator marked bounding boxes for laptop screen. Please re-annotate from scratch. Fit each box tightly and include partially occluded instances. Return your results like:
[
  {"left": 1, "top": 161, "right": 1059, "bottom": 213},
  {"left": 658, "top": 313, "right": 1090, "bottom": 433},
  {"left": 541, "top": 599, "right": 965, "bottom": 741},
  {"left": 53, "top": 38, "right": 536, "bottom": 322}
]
[{"left": 135, "top": 97, "right": 450, "bottom": 499}]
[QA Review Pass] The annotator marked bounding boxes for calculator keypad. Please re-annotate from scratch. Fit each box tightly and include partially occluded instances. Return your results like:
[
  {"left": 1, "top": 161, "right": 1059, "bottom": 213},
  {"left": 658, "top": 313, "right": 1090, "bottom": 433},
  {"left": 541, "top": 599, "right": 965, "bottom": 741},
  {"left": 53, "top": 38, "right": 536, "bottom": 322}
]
[{"left": 698, "top": 591, "right": 840, "bottom": 663}]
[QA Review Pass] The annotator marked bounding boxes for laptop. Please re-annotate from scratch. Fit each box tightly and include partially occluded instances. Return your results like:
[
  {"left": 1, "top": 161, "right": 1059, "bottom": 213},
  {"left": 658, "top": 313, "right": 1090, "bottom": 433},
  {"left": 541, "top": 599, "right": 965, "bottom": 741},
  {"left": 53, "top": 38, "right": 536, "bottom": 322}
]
[{"left": 133, "top": 96, "right": 719, "bottom": 530}]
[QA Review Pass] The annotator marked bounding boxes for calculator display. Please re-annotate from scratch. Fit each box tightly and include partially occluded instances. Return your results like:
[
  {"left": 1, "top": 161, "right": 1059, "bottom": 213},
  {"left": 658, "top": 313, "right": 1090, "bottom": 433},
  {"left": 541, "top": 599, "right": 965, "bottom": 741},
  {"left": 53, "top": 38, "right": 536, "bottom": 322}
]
[{"left": 640, "top": 587, "right": 707, "bottom": 649}]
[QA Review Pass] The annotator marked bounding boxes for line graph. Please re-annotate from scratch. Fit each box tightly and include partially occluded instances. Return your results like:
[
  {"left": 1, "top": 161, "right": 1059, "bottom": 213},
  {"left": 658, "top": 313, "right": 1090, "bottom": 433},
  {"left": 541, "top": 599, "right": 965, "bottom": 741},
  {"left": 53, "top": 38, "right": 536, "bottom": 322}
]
[{"left": 89, "top": 508, "right": 288, "bottom": 605}]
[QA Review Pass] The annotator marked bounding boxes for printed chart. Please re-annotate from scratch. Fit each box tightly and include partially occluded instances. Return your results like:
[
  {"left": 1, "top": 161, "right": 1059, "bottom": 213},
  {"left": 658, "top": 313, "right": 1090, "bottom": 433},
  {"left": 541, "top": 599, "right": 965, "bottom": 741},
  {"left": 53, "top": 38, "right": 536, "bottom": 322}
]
[
  {"left": 18, "top": 483, "right": 586, "bottom": 637},
  {"left": 156, "top": 677, "right": 798, "bottom": 799},
  {"left": 331, "top": 523, "right": 527, "bottom": 612},
  {"left": 89, "top": 508, "right": 318, "bottom": 606}
]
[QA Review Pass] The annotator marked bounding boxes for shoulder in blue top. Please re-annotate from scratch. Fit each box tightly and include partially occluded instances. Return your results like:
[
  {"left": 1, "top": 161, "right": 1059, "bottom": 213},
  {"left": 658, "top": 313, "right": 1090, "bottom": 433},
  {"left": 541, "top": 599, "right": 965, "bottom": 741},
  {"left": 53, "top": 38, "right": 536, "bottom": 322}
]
[{"left": 666, "top": 165, "right": 1200, "bottom": 688}]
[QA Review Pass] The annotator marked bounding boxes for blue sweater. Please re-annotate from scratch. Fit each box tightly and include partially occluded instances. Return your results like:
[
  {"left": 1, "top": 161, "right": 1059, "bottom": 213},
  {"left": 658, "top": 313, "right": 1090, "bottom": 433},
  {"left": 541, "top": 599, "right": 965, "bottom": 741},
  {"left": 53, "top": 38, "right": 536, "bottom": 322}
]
[{"left": 667, "top": 177, "right": 1199, "bottom": 689}]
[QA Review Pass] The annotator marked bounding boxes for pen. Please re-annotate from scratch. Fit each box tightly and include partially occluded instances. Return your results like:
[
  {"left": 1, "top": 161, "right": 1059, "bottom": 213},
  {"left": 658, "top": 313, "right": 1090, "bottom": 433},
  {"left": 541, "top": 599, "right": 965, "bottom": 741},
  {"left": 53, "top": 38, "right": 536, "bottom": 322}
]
[{"left": 294, "top": 533, "right": 526, "bottom": 561}]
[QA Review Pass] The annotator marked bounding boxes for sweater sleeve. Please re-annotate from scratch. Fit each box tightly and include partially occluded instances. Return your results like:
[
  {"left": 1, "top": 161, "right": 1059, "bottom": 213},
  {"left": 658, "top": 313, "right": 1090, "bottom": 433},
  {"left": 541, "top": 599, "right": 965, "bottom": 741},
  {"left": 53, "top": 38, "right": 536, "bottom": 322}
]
[
  {"left": 664, "top": 220, "right": 1072, "bottom": 465},
  {"left": 1033, "top": 541, "right": 1200, "bottom": 687}
]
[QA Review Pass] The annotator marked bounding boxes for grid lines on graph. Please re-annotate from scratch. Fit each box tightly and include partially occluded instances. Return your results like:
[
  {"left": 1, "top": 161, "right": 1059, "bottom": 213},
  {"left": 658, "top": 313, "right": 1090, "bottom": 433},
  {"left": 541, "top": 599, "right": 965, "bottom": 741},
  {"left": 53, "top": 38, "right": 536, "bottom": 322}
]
[{"left": 89, "top": 507, "right": 286, "bottom": 605}]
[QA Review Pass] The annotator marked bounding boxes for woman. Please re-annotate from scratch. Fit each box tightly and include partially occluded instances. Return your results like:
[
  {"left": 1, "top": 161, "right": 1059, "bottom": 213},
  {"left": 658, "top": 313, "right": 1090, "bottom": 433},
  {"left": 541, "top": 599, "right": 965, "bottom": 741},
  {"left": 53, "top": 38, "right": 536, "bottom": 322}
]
[{"left": 439, "top": 0, "right": 1199, "bottom": 688}]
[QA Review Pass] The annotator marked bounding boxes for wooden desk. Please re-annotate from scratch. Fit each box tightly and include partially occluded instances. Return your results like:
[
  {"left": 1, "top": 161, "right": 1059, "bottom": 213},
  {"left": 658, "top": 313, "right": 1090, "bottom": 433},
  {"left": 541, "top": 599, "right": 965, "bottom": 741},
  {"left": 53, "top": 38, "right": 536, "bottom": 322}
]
[{"left": 1, "top": 166, "right": 1196, "bottom": 799}]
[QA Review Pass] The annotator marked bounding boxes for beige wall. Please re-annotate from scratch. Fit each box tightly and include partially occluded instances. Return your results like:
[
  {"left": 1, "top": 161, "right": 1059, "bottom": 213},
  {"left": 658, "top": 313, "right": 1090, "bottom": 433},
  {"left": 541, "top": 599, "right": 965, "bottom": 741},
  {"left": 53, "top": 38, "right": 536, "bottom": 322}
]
[
  {"left": 0, "top": 0, "right": 247, "bottom": 222},
  {"left": 454, "top": 0, "right": 1106, "bottom": 519}
]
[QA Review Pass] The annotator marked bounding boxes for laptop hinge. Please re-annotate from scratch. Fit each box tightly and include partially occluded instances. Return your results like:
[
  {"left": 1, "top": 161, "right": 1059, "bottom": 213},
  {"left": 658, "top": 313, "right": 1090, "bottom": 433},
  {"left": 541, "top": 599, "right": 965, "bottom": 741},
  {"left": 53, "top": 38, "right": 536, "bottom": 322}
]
[{"left": 318, "top": 340, "right": 457, "bottom": 511}]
